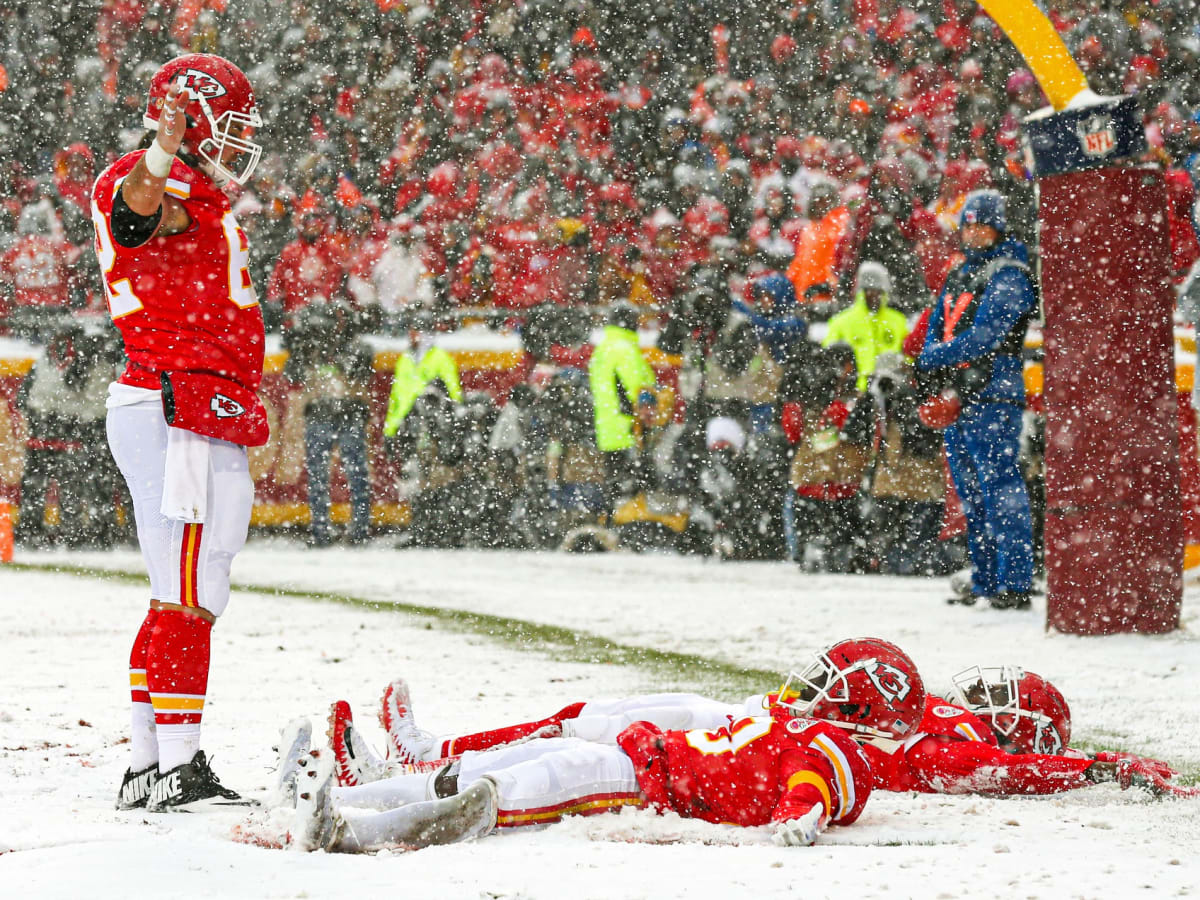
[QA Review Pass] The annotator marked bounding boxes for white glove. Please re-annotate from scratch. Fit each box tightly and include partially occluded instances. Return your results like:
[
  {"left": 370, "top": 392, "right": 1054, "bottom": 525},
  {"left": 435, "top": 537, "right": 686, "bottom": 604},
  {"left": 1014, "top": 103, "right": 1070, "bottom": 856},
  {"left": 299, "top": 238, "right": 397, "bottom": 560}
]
[{"left": 772, "top": 805, "right": 827, "bottom": 847}]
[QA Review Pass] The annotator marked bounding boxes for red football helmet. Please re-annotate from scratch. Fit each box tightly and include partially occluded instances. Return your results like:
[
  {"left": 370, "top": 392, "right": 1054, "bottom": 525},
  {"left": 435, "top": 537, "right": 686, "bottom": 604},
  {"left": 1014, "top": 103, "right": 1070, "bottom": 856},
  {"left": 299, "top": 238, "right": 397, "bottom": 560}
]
[
  {"left": 774, "top": 637, "right": 926, "bottom": 739},
  {"left": 143, "top": 54, "right": 263, "bottom": 186},
  {"left": 950, "top": 666, "right": 1071, "bottom": 755}
]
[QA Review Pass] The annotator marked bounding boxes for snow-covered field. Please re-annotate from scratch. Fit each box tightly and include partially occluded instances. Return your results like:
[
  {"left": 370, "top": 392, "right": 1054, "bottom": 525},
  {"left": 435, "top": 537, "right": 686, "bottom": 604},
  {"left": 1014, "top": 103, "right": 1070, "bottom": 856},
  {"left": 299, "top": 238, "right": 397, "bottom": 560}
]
[{"left": 2, "top": 541, "right": 1198, "bottom": 899}]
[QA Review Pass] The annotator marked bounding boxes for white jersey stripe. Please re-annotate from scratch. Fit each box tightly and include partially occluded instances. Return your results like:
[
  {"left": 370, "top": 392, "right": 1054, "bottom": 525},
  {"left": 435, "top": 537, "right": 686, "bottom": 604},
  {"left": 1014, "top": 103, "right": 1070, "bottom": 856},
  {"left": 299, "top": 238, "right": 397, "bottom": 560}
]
[
  {"left": 953, "top": 722, "right": 974, "bottom": 742},
  {"left": 810, "top": 733, "right": 854, "bottom": 821}
]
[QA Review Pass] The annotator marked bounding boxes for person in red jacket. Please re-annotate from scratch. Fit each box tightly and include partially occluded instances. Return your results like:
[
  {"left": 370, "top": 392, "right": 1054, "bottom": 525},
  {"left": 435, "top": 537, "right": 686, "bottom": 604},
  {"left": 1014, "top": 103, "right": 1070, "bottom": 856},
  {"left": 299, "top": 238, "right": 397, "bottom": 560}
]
[
  {"left": 284, "top": 637, "right": 924, "bottom": 851},
  {"left": 0, "top": 204, "right": 79, "bottom": 322},
  {"left": 267, "top": 205, "right": 344, "bottom": 326}
]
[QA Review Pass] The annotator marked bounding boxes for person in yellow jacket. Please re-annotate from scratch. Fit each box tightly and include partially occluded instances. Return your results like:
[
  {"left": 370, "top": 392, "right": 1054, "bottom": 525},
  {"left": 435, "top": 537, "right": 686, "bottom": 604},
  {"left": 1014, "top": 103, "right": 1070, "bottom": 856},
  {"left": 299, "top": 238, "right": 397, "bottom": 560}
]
[
  {"left": 588, "top": 303, "right": 657, "bottom": 510},
  {"left": 589, "top": 304, "right": 656, "bottom": 452},
  {"left": 822, "top": 261, "right": 909, "bottom": 391},
  {"left": 383, "top": 324, "right": 463, "bottom": 438}
]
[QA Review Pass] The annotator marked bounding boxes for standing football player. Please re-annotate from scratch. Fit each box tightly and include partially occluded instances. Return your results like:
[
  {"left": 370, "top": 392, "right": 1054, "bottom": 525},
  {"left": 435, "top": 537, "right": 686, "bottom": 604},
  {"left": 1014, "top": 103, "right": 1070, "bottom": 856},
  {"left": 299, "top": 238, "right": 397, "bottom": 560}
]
[{"left": 93, "top": 54, "right": 268, "bottom": 811}]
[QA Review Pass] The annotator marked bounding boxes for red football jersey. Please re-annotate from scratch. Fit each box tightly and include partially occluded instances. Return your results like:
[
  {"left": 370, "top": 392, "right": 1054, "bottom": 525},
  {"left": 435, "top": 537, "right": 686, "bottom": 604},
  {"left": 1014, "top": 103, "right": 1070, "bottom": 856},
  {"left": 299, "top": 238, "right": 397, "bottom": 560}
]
[
  {"left": 861, "top": 696, "right": 995, "bottom": 792},
  {"left": 618, "top": 715, "right": 873, "bottom": 828},
  {"left": 91, "top": 151, "right": 265, "bottom": 391},
  {"left": 861, "top": 696, "right": 1093, "bottom": 795}
]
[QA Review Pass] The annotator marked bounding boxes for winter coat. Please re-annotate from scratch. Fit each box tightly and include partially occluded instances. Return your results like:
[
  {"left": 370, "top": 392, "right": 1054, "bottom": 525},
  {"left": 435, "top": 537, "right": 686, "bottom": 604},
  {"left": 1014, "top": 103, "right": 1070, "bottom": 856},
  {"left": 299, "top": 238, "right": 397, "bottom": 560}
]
[
  {"left": 704, "top": 313, "right": 784, "bottom": 408},
  {"left": 822, "top": 292, "right": 910, "bottom": 391},
  {"left": 917, "top": 237, "right": 1036, "bottom": 406},
  {"left": 786, "top": 206, "right": 850, "bottom": 299},
  {"left": 787, "top": 399, "right": 869, "bottom": 500},
  {"left": 842, "top": 382, "right": 943, "bottom": 503},
  {"left": 733, "top": 274, "right": 808, "bottom": 364},
  {"left": 589, "top": 325, "right": 656, "bottom": 452},
  {"left": 383, "top": 346, "right": 463, "bottom": 436}
]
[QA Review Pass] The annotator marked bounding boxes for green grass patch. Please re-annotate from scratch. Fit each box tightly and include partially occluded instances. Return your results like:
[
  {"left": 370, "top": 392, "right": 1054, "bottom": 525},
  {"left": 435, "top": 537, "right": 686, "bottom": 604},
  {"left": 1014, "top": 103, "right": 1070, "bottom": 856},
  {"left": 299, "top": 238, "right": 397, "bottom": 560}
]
[{"left": 6, "top": 560, "right": 778, "bottom": 699}]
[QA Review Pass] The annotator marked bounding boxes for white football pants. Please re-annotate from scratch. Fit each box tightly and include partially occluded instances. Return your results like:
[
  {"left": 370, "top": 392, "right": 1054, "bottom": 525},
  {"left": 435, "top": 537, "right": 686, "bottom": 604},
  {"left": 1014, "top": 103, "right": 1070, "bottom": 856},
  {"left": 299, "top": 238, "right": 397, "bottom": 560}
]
[
  {"left": 336, "top": 738, "right": 644, "bottom": 843},
  {"left": 562, "top": 692, "right": 763, "bottom": 743},
  {"left": 107, "top": 396, "right": 253, "bottom": 617}
]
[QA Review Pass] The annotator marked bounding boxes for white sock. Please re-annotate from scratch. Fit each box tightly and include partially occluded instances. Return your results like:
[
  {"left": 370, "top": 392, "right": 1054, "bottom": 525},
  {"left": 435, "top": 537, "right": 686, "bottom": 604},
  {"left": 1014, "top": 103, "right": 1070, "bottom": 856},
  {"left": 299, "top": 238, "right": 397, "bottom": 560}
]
[
  {"left": 156, "top": 724, "right": 201, "bottom": 771},
  {"left": 336, "top": 791, "right": 491, "bottom": 850},
  {"left": 129, "top": 702, "right": 158, "bottom": 770}
]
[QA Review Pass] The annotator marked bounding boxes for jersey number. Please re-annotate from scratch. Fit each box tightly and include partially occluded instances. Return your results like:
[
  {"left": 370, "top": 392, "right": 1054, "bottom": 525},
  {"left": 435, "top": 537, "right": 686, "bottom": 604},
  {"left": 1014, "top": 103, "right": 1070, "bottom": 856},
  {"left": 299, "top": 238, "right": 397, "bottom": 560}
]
[
  {"left": 221, "top": 212, "right": 258, "bottom": 309},
  {"left": 92, "top": 199, "right": 144, "bottom": 319},
  {"left": 684, "top": 717, "right": 772, "bottom": 756},
  {"left": 90, "top": 201, "right": 258, "bottom": 318}
]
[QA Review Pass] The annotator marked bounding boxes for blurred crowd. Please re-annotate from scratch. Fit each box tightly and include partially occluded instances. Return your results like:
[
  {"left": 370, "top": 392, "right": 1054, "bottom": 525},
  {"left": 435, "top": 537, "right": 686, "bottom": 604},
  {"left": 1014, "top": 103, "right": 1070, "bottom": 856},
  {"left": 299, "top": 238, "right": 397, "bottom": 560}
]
[{"left": 1, "top": 0, "right": 1199, "bottom": 564}]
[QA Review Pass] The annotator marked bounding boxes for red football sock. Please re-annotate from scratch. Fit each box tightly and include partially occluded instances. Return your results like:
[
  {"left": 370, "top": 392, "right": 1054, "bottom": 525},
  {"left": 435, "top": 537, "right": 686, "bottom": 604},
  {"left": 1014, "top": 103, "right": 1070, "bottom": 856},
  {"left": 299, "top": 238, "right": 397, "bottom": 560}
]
[
  {"left": 442, "top": 702, "right": 587, "bottom": 757},
  {"left": 145, "top": 609, "right": 212, "bottom": 771},
  {"left": 128, "top": 607, "right": 159, "bottom": 770}
]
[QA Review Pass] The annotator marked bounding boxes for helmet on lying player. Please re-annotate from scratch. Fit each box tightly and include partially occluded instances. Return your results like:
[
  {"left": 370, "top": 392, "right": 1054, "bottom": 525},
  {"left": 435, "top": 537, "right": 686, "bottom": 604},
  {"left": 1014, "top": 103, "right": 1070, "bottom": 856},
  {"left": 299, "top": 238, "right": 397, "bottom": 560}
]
[
  {"left": 950, "top": 666, "right": 1071, "bottom": 754},
  {"left": 773, "top": 637, "right": 926, "bottom": 739},
  {"left": 143, "top": 53, "right": 263, "bottom": 186}
]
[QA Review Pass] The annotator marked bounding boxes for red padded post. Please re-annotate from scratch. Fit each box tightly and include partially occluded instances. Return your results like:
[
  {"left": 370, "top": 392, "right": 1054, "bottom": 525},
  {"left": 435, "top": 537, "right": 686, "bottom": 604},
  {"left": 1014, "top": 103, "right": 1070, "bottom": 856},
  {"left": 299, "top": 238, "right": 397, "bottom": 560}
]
[{"left": 1039, "top": 166, "right": 1181, "bottom": 634}]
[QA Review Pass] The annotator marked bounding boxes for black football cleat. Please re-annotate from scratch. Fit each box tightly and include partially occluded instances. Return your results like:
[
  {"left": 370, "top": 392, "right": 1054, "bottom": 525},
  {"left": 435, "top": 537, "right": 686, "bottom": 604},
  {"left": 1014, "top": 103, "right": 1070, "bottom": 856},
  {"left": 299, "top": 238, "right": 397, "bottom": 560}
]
[
  {"left": 146, "top": 750, "right": 245, "bottom": 811},
  {"left": 115, "top": 763, "right": 159, "bottom": 810},
  {"left": 989, "top": 591, "right": 1032, "bottom": 611}
]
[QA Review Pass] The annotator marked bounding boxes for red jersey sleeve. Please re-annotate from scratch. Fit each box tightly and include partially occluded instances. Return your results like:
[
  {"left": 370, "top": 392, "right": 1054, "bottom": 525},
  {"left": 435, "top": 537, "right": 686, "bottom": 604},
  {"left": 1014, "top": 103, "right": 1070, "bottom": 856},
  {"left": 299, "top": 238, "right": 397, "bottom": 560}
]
[
  {"left": 906, "top": 737, "right": 1093, "bottom": 795},
  {"left": 859, "top": 698, "right": 995, "bottom": 793},
  {"left": 782, "top": 723, "right": 873, "bottom": 826}
]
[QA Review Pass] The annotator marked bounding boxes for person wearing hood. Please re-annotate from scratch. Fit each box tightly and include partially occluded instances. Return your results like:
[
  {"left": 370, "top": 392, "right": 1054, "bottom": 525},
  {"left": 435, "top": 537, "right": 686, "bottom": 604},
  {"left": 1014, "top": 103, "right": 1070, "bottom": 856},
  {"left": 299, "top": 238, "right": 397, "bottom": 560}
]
[
  {"left": 733, "top": 272, "right": 808, "bottom": 365},
  {"left": 822, "top": 261, "right": 909, "bottom": 391},
  {"left": 917, "top": 190, "right": 1036, "bottom": 611},
  {"left": 589, "top": 302, "right": 657, "bottom": 506}
]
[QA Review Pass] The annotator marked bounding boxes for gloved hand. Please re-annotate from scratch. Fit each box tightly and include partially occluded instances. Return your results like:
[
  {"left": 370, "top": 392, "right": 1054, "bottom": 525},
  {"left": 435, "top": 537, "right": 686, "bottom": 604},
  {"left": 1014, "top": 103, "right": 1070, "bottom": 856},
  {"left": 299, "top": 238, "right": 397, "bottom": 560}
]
[
  {"left": 1114, "top": 759, "right": 1200, "bottom": 799},
  {"left": 772, "top": 805, "right": 827, "bottom": 847},
  {"left": 1087, "top": 759, "right": 1200, "bottom": 799},
  {"left": 1092, "top": 751, "right": 1176, "bottom": 780}
]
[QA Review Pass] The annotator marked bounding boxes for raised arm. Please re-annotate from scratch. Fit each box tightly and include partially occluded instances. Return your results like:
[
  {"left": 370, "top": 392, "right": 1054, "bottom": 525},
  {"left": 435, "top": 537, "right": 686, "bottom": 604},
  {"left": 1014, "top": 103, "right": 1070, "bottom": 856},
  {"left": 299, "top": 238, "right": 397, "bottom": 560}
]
[{"left": 118, "top": 83, "right": 191, "bottom": 240}]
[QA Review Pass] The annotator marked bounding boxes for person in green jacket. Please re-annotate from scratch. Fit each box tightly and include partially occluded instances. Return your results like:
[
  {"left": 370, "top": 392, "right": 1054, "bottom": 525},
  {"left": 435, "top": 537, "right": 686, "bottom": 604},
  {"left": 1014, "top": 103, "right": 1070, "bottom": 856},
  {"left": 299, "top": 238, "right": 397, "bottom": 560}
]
[
  {"left": 588, "top": 303, "right": 657, "bottom": 503},
  {"left": 589, "top": 304, "right": 656, "bottom": 451},
  {"left": 822, "top": 261, "right": 909, "bottom": 391},
  {"left": 383, "top": 322, "right": 463, "bottom": 439}
]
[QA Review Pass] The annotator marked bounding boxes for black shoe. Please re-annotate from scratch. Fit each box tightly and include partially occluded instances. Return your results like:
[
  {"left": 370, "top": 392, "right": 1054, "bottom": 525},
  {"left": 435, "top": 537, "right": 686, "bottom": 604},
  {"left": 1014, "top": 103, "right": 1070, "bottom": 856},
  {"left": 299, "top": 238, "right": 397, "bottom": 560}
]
[
  {"left": 990, "top": 591, "right": 1032, "bottom": 611},
  {"left": 115, "top": 763, "right": 159, "bottom": 810},
  {"left": 146, "top": 751, "right": 244, "bottom": 811},
  {"left": 946, "top": 592, "right": 979, "bottom": 606}
]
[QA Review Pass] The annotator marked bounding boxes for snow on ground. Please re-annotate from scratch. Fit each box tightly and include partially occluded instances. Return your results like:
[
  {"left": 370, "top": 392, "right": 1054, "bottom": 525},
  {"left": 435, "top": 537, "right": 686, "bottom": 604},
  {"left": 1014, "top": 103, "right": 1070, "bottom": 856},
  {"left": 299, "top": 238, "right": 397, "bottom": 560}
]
[{"left": 1, "top": 542, "right": 1198, "bottom": 899}]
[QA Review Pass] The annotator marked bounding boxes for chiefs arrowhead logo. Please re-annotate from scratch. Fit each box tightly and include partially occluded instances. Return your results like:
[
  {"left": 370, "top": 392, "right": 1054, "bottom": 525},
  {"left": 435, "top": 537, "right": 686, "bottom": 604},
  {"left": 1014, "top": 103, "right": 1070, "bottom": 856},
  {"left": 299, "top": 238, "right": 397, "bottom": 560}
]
[
  {"left": 211, "top": 393, "right": 245, "bottom": 418},
  {"left": 175, "top": 69, "right": 228, "bottom": 101},
  {"left": 865, "top": 662, "right": 913, "bottom": 704}
]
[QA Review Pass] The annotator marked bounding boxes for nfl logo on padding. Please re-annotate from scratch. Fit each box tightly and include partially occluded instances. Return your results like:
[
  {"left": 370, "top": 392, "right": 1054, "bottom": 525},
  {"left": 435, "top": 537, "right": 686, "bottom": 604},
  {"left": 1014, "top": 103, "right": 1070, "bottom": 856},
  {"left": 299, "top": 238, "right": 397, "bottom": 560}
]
[{"left": 1076, "top": 113, "right": 1116, "bottom": 158}]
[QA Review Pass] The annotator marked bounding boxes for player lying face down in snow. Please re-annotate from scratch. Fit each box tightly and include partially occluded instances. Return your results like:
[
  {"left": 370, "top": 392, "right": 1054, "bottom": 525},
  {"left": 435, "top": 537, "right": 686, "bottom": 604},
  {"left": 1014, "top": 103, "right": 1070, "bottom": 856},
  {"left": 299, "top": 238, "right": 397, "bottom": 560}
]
[
  {"left": 858, "top": 665, "right": 1190, "bottom": 798},
  {"left": 277, "top": 638, "right": 928, "bottom": 851},
  {"left": 319, "top": 649, "right": 1193, "bottom": 801}
]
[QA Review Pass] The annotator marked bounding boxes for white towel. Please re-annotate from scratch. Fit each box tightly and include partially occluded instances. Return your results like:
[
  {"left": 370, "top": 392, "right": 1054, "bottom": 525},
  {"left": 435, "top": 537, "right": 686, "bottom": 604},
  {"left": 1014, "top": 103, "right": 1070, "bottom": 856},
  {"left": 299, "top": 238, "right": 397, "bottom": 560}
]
[{"left": 161, "top": 426, "right": 210, "bottom": 523}]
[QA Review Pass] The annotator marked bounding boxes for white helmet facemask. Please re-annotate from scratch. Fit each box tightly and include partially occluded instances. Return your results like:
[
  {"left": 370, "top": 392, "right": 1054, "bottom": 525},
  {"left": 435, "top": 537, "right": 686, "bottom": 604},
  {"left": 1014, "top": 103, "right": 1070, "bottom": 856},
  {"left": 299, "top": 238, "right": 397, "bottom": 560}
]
[{"left": 194, "top": 94, "right": 263, "bottom": 186}]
